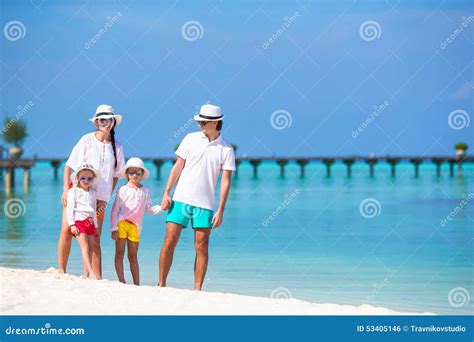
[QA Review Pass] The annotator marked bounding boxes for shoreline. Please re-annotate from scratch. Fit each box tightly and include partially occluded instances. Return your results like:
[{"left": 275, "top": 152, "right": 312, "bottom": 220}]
[{"left": 0, "top": 267, "right": 434, "bottom": 315}]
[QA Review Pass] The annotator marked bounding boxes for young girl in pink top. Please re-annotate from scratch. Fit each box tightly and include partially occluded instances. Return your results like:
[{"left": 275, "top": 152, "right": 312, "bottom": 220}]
[{"left": 110, "top": 158, "right": 162, "bottom": 285}]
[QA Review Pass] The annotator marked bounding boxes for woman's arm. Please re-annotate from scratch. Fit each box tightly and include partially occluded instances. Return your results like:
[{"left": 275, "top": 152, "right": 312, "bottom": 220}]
[
  {"left": 62, "top": 165, "right": 73, "bottom": 206},
  {"left": 112, "top": 177, "right": 119, "bottom": 192},
  {"left": 110, "top": 188, "right": 121, "bottom": 232}
]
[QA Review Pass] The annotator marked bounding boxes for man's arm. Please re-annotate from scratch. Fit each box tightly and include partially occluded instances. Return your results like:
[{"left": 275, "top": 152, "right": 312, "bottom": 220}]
[
  {"left": 212, "top": 169, "right": 233, "bottom": 229},
  {"left": 161, "top": 157, "right": 185, "bottom": 210}
]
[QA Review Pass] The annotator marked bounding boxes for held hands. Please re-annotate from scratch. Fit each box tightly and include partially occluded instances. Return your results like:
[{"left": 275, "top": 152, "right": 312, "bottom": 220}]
[
  {"left": 211, "top": 209, "right": 224, "bottom": 229},
  {"left": 161, "top": 192, "right": 172, "bottom": 210}
]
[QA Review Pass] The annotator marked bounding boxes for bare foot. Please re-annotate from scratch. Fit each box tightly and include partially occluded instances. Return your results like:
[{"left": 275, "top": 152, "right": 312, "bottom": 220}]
[{"left": 89, "top": 273, "right": 100, "bottom": 280}]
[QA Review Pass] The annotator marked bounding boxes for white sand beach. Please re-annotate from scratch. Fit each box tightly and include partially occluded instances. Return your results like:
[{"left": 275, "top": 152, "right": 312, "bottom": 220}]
[{"left": 0, "top": 267, "right": 433, "bottom": 315}]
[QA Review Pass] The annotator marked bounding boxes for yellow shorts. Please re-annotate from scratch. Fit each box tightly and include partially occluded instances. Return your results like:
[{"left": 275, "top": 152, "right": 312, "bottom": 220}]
[{"left": 117, "top": 220, "right": 140, "bottom": 242}]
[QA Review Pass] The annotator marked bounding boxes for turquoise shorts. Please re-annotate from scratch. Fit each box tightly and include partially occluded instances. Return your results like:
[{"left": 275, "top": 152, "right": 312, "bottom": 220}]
[{"left": 166, "top": 201, "right": 214, "bottom": 229}]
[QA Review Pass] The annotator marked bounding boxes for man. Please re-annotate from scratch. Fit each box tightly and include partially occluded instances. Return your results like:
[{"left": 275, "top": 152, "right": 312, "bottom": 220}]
[{"left": 159, "top": 104, "right": 235, "bottom": 290}]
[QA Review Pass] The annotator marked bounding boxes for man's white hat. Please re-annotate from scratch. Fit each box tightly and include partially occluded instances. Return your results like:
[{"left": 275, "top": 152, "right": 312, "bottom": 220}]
[
  {"left": 71, "top": 164, "right": 101, "bottom": 186},
  {"left": 120, "top": 157, "right": 150, "bottom": 180},
  {"left": 89, "top": 104, "right": 122, "bottom": 126},
  {"left": 193, "top": 104, "right": 224, "bottom": 121}
]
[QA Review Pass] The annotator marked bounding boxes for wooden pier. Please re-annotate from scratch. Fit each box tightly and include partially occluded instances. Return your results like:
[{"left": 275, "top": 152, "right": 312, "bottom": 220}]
[
  {"left": 0, "top": 159, "right": 35, "bottom": 193},
  {"left": 1, "top": 155, "right": 472, "bottom": 192}
]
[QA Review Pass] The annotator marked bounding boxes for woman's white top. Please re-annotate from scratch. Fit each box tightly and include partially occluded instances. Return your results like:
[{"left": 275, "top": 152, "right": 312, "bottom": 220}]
[
  {"left": 110, "top": 185, "right": 162, "bottom": 235},
  {"left": 66, "top": 187, "right": 98, "bottom": 227},
  {"left": 66, "top": 132, "right": 125, "bottom": 203}
]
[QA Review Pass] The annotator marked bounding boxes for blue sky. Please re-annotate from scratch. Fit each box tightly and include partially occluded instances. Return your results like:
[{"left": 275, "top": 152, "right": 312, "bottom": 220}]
[{"left": 1, "top": 0, "right": 473, "bottom": 158}]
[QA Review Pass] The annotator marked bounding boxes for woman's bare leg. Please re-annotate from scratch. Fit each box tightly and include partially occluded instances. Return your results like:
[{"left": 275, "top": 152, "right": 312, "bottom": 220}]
[
  {"left": 127, "top": 239, "right": 140, "bottom": 285},
  {"left": 92, "top": 200, "right": 106, "bottom": 278},
  {"left": 57, "top": 206, "right": 73, "bottom": 273},
  {"left": 114, "top": 238, "right": 127, "bottom": 283}
]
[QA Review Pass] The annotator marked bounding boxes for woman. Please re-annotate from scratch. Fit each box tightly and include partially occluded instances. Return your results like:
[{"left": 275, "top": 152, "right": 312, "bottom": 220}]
[{"left": 57, "top": 104, "right": 125, "bottom": 278}]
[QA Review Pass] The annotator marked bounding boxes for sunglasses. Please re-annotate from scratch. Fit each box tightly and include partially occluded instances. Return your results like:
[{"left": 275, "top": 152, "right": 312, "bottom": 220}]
[
  {"left": 127, "top": 170, "right": 143, "bottom": 176},
  {"left": 79, "top": 177, "right": 95, "bottom": 182},
  {"left": 197, "top": 121, "right": 211, "bottom": 126},
  {"left": 97, "top": 118, "right": 115, "bottom": 125}
]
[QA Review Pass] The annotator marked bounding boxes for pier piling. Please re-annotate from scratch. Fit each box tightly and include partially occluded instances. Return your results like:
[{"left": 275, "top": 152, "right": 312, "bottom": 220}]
[
  {"left": 296, "top": 159, "right": 310, "bottom": 177},
  {"left": 409, "top": 158, "right": 423, "bottom": 177},
  {"left": 342, "top": 158, "right": 356, "bottom": 177}
]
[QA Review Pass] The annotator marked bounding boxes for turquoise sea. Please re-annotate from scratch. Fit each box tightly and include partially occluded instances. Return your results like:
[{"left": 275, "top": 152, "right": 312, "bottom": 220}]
[{"left": 1, "top": 161, "right": 473, "bottom": 315}]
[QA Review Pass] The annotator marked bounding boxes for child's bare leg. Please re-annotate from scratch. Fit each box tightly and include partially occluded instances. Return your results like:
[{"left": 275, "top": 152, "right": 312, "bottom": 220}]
[
  {"left": 127, "top": 239, "right": 140, "bottom": 285},
  {"left": 76, "top": 234, "right": 98, "bottom": 279},
  {"left": 114, "top": 238, "right": 127, "bottom": 283},
  {"left": 84, "top": 237, "right": 93, "bottom": 278},
  {"left": 86, "top": 236, "right": 99, "bottom": 279}
]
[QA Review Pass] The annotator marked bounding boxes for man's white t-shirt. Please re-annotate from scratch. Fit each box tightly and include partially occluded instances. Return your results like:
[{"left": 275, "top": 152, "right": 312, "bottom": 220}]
[
  {"left": 66, "top": 132, "right": 125, "bottom": 203},
  {"left": 172, "top": 132, "right": 236, "bottom": 211}
]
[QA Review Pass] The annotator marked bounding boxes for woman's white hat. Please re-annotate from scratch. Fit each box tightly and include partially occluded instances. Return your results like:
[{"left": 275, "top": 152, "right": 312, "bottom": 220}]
[
  {"left": 89, "top": 104, "right": 122, "bottom": 126},
  {"left": 120, "top": 157, "right": 150, "bottom": 180},
  {"left": 71, "top": 164, "right": 101, "bottom": 186},
  {"left": 193, "top": 104, "right": 224, "bottom": 121}
]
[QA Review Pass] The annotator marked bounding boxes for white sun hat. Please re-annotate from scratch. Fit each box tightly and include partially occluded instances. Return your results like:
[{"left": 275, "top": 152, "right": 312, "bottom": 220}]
[
  {"left": 120, "top": 157, "right": 150, "bottom": 180},
  {"left": 89, "top": 104, "right": 122, "bottom": 126},
  {"left": 70, "top": 164, "right": 101, "bottom": 186},
  {"left": 193, "top": 104, "right": 224, "bottom": 121}
]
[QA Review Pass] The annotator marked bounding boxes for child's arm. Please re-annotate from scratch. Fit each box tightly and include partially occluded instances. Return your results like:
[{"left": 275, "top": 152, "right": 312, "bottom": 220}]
[{"left": 145, "top": 189, "right": 163, "bottom": 215}]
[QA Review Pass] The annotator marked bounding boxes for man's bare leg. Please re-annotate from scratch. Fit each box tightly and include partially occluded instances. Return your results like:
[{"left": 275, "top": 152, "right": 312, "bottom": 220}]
[
  {"left": 158, "top": 222, "right": 182, "bottom": 287},
  {"left": 194, "top": 228, "right": 211, "bottom": 291}
]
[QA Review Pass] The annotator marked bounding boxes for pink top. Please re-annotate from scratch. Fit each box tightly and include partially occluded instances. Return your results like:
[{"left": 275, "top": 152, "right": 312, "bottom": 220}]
[{"left": 110, "top": 185, "right": 162, "bottom": 234}]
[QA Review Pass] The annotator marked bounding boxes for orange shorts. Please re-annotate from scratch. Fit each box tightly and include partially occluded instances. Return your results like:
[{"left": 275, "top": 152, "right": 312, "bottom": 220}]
[{"left": 96, "top": 205, "right": 105, "bottom": 221}]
